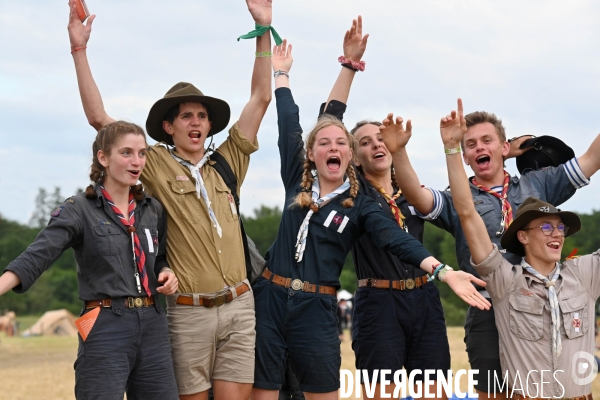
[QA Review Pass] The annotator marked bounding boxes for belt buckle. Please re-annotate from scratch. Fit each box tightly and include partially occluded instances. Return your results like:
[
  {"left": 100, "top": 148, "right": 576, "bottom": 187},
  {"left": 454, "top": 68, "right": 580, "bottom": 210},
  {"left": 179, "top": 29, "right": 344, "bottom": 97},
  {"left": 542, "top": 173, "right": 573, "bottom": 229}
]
[
  {"left": 366, "top": 278, "right": 376, "bottom": 287},
  {"left": 134, "top": 297, "right": 144, "bottom": 307},
  {"left": 405, "top": 278, "right": 415, "bottom": 290},
  {"left": 291, "top": 279, "right": 303, "bottom": 291},
  {"left": 214, "top": 294, "right": 225, "bottom": 307}
]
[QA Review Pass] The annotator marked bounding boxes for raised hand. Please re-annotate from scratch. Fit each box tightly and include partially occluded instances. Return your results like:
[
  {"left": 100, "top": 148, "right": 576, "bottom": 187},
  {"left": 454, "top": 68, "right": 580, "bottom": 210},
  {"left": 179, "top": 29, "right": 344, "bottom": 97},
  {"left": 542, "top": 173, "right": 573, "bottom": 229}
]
[
  {"left": 67, "top": 0, "right": 95, "bottom": 50},
  {"left": 246, "top": 0, "right": 272, "bottom": 26},
  {"left": 507, "top": 135, "right": 535, "bottom": 159},
  {"left": 380, "top": 113, "right": 412, "bottom": 154},
  {"left": 343, "top": 15, "right": 369, "bottom": 62},
  {"left": 272, "top": 39, "right": 292, "bottom": 73},
  {"left": 443, "top": 270, "right": 491, "bottom": 310},
  {"left": 440, "top": 98, "right": 467, "bottom": 149}
]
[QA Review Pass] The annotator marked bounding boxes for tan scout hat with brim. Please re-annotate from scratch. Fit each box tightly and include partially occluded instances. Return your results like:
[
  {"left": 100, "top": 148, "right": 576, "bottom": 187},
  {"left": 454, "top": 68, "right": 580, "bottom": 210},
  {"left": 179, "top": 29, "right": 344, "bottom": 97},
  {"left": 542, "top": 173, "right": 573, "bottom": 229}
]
[
  {"left": 146, "top": 82, "right": 231, "bottom": 145},
  {"left": 500, "top": 197, "right": 581, "bottom": 257}
]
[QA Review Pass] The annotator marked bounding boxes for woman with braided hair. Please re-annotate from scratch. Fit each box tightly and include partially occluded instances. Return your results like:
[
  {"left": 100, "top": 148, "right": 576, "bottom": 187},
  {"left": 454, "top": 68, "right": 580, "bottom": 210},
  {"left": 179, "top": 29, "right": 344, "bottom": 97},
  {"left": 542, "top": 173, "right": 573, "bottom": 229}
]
[
  {"left": 251, "top": 19, "right": 490, "bottom": 400},
  {"left": 0, "top": 121, "right": 179, "bottom": 400}
]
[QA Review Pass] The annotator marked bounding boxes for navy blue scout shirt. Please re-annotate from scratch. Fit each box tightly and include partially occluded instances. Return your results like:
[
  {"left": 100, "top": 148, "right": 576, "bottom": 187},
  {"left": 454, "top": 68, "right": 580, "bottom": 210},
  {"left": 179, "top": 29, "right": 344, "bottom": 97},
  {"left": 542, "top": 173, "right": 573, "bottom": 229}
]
[
  {"left": 352, "top": 176, "right": 428, "bottom": 280},
  {"left": 263, "top": 87, "right": 432, "bottom": 289},
  {"left": 424, "top": 161, "right": 589, "bottom": 279},
  {"left": 5, "top": 185, "right": 168, "bottom": 300}
]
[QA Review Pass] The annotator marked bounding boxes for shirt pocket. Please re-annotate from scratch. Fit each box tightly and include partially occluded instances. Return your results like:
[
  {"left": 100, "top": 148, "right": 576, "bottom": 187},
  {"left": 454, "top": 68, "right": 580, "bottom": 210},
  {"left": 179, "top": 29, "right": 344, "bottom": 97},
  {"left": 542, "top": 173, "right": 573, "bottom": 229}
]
[
  {"left": 216, "top": 183, "right": 239, "bottom": 223},
  {"left": 508, "top": 294, "right": 545, "bottom": 341},
  {"left": 559, "top": 292, "right": 588, "bottom": 339},
  {"left": 139, "top": 226, "right": 159, "bottom": 257},
  {"left": 93, "top": 226, "right": 123, "bottom": 256},
  {"left": 168, "top": 180, "right": 202, "bottom": 224}
]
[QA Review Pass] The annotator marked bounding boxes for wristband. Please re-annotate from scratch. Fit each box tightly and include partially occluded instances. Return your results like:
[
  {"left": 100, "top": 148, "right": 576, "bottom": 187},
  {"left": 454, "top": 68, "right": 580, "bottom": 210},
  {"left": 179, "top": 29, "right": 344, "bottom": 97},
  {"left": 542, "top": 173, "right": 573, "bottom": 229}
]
[
  {"left": 238, "top": 23, "right": 283, "bottom": 46},
  {"left": 444, "top": 147, "right": 461, "bottom": 155},
  {"left": 256, "top": 51, "right": 272, "bottom": 58},
  {"left": 273, "top": 70, "right": 289, "bottom": 78},
  {"left": 71, "top": 46, "right": 87, "bottom": 54},
  {"left": 436, "top": 266, "right": 453, "bottom": 282},
  {"left": 428, "top": 263, "right": 446, "bottom": 282},
  {"left": 338, "top": 56, "right": 365, "bottom": 72}
]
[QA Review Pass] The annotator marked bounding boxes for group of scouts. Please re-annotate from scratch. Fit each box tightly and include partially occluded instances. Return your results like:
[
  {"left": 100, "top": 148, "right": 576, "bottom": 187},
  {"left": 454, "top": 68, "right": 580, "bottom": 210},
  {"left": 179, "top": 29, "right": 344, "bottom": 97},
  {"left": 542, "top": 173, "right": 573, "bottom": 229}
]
[{"left": 0, "top": 1, "right": 599, "bottom": 400}]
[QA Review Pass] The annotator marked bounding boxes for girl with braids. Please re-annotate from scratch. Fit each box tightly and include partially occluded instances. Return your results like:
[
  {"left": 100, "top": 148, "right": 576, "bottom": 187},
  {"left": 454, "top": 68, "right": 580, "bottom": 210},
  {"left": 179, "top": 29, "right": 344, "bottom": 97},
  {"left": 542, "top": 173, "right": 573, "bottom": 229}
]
[
  {"left": 0, "top": 121, "right": 179, "bottom": 400},
  {"left": 251, "top": 22, "right": 490, "bottom": 400}
]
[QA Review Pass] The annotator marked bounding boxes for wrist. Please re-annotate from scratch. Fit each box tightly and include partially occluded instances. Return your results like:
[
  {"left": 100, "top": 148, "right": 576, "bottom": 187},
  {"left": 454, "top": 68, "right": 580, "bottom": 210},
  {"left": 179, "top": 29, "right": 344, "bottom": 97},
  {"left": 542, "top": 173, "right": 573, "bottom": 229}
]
[
  {"left": 444, "top": 146, "right": 461, "bottom": 155},
  {"left": 71, "top": 46, "right": 87, "bottom": 54},
  {"left": 437, "top": 266, "right": 453, "bottom": 283},
  {"left": 273, "top": 70, "right": 289, "bottom": 78},
  {"left": 160, "top": 267, "right": 173, "bottom": 274}
]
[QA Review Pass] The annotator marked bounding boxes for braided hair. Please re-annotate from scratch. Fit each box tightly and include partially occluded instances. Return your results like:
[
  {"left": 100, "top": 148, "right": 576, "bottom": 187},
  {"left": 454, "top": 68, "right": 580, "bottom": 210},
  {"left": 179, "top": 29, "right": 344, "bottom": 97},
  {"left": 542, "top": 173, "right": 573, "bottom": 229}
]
[
  {"left": 85, "top": 121, "right": 147, "bottom": 201},
  {"left": 293, "top": 115, "right": 358, "bottom": 209}
]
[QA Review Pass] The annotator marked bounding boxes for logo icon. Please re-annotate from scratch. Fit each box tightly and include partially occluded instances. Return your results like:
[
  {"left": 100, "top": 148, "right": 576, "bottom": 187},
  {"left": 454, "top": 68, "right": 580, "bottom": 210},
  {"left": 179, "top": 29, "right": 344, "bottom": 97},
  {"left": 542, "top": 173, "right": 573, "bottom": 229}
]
[{"left": 571, "top": 351, "right": 598, "bottom": 386}]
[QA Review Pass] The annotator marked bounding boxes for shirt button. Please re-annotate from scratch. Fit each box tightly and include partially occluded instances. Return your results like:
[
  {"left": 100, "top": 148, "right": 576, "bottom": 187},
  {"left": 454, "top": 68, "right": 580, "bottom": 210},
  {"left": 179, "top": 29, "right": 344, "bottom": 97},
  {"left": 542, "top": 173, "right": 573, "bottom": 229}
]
[
  {"left": 218, "top": 250, "right": 222, "bottom": 254},
  {"left": 180, "top": 189, "right": 184, "bottom": 193},
  {"left": 213, "top": 224, "right": 216, "bottom": 228},
  {"left": 289, "top": 290, "right": 295, "bottom": 296},
  {"left": 116, "top": 309, "right": 122, "bottom": 315}
]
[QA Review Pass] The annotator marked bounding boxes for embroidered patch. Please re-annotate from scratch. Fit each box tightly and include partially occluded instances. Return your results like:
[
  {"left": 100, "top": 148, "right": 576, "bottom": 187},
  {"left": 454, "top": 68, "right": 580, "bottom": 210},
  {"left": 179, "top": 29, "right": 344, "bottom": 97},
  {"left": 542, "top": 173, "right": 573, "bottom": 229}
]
[
  {"left": 66, "top": 197, "right": 75, "bottom": 204},
  {"left": 176, "top": 176, "right": 189, "bottom": 181},
  {"left": 51, "top": 205, "right": 64, "bottom": 217},
  {"left": 573, "top": 318, "right": 581, "bottom": 329},
  {"left": 99, "top": 220, "right": 112, "bottom": 226},
  {"left": 332, "top": 215, "right": 343, "bottom": 225},
  {"left": 520, "top": 288, "right": 535, "bottom": 297},
  {"left": 539, "top": 206, "right": 550, "bottom": 212},
  {"left": 153, "top": 235, "right": 159, "bottom": 248}
]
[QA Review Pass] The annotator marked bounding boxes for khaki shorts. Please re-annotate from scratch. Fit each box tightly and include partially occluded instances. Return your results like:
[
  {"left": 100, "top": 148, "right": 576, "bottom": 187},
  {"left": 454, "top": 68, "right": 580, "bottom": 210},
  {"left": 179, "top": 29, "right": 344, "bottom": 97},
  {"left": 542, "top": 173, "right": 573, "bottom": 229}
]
[{"left": 166, "top": 282, "right": 256, "bottom": 395}]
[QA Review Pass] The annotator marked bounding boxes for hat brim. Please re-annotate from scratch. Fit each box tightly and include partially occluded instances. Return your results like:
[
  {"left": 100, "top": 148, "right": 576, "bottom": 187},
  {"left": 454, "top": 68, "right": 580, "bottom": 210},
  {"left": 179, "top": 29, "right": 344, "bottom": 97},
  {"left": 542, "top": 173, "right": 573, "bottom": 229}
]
[
  {"left": 500, "top": 210, "right": 581, "bottom": 257},
  {"left": 146, "top": 95, "right": 231, "bottom": 145},
  {"left": 516, "top": 136, "right": 575, "bottom": 174}
]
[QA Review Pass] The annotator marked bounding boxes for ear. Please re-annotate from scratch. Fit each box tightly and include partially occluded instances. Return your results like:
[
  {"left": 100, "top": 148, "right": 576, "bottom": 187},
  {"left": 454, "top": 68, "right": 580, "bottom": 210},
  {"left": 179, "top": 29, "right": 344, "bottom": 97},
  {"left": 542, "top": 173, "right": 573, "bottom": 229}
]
[
  {"left": 163, "top": 121, "right": 174, "bottom": 137},
  {"left": 517, "top": 230, "right": 529, "bottom": 246},
  {"left": 501, "top": 140, "right": 510, "bottom": 158},
  {"left": 307, "top": 147, "right": 315, "bottom": 162},
  {"left": 97, "top": 150, "right": 109, "bottom": 168}
]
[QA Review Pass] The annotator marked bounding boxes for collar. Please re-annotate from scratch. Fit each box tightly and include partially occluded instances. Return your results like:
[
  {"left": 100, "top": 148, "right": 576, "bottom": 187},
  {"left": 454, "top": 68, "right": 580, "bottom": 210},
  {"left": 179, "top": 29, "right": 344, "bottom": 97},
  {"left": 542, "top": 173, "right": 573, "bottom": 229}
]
[{"left": 93, "top": 183, "right": 151, "bottom": 208}]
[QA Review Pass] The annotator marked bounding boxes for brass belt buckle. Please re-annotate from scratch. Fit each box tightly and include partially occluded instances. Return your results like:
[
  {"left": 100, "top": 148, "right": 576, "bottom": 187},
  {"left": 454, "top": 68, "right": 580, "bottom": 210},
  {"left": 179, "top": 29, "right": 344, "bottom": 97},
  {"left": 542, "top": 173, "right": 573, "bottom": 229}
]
[
  {"left": 405, "top": 278, "right": 415, "bottom": 290},
  {"left": 134, "top": 297, "right": 143, "bottom": 307},
  {"left": 214, "top": 294, "right": 225, "bottom": 307},
  {"left": 291, "top": 279, "right": 303, "bottom": 291}
]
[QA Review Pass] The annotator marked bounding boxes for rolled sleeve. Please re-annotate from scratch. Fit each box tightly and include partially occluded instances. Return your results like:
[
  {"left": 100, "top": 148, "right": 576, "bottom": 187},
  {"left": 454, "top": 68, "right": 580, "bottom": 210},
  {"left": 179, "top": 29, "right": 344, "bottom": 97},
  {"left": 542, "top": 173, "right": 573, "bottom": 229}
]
[
  {"left": 563, "top": 158, "right": 590, "bottom": 189},
  {"left": 227, "top": 121, "right": 259, "bottom": 156},
  {"left": 412, "top": 187, "right": 444, "bottom": 220}
]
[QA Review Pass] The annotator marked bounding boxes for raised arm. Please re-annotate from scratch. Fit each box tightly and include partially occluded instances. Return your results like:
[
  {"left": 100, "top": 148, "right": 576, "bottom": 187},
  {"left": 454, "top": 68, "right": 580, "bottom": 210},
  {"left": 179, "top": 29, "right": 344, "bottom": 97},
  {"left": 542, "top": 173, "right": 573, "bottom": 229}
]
[
  {"left": 237, "top": 0, "right": 274, "bottom": 144},
  {"left": 577, "top": 132, "right": 600, "bottom": 179},
  {"left": 67, "top": 0, "right": 115, "bottom": 131},
  {"left": 380, "top": 114, "right": 436, "bottom": 214},
  {"left": 442, "top": 99, "right": 494, "bottom": 264},
  {"left": 0, "top": 272, "right": 21, "bottom": 297},
  {"left": 324, "top": 16, "right": 369, "bottom": 108}
]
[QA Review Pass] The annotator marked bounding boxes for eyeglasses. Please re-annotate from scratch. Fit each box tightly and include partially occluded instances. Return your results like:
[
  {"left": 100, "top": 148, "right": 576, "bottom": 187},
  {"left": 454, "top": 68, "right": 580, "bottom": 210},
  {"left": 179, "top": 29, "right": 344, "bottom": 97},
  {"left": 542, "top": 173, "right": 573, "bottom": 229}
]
[{"left": 522, "top": 223, "right": 569, "bottom": 236}]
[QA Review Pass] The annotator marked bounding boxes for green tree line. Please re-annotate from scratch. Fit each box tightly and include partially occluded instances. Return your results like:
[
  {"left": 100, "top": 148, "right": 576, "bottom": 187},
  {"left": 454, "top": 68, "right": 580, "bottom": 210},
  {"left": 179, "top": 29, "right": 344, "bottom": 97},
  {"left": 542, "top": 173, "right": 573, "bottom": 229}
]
[{"left": 1, "top": 189, "right": 599, "bottom": 325}]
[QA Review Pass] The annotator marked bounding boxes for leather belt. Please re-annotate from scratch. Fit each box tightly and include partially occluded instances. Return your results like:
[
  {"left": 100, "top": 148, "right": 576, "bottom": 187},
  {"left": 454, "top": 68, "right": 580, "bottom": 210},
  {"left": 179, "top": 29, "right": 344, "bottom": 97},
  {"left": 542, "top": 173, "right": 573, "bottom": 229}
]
[
  {"left": 513, "top": 393, "right": 592, "bottom": 400},
  {"left": 176, "top": 282, "right": 250, "bottom": 307},
  {"left": 358, "top": 276, "right": 429, "bottom": 290},
  {"left": 261, "top": 268, "right": 337, "bottom": 296},
  {"left": 85, "top": 296, "right": 155, "bottom": 309}
]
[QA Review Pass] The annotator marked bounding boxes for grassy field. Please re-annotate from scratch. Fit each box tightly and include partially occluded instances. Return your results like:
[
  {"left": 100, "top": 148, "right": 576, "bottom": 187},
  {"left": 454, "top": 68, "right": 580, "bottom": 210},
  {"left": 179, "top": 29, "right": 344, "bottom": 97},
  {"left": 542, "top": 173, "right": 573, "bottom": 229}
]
[{"left": 1, "top": 325, "right": 599, "bottom": 399}]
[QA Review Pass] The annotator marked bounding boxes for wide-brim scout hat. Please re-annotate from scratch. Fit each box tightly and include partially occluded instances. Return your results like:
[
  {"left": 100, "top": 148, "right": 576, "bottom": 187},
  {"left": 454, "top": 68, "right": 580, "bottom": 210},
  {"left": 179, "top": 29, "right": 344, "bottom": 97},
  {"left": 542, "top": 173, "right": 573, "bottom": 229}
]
[
  {"left": 516, "top": 135, "right": 574, "bottom": 174},
  {"left": 500, "top": 197, "right": 581, "bottom": 257},
  {"left": 146, "top": 82, "right": 231, "bottom": 145}
]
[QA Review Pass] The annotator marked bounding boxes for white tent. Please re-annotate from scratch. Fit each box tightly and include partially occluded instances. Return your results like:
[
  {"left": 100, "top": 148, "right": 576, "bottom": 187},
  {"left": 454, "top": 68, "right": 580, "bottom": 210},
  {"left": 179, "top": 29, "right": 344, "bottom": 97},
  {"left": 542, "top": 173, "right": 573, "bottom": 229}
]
[{"left": 337, "top": 289, "right": 353, "bottom": 301}]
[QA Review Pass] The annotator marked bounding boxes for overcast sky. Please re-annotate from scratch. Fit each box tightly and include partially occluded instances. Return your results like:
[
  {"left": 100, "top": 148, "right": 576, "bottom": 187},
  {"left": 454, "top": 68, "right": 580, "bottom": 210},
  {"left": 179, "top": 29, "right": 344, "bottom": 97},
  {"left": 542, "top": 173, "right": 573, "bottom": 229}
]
[{"left": 1, "top": 0, "right": 599, "bottom": 225}]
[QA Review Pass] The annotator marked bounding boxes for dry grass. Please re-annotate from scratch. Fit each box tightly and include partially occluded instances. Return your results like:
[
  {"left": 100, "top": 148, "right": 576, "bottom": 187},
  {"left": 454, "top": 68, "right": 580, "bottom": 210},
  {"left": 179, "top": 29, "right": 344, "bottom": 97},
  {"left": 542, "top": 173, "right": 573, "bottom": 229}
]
[{"left": 1, "top": 327, "right": 599, "bottom": 399}]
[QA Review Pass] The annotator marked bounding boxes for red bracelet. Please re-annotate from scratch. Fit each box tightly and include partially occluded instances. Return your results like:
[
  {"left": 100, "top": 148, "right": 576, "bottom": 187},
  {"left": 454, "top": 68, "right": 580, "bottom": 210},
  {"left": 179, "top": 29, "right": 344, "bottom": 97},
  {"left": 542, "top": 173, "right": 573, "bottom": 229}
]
[
  {"left": 338, "top": 56, "right": 365, "bottom": 72},
  {"left": 71, "top": 46, "right": 87, "bottom": 54}
]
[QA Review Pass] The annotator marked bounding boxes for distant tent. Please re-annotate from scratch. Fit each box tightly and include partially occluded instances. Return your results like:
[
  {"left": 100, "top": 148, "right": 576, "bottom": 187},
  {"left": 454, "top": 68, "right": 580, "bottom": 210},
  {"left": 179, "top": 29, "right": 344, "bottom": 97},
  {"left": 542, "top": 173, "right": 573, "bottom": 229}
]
[
  {"left": 22, "top": 309, "right": 78, "bottom": 337},
  {"left": 337, "top": 289, "right": 353, "bottom": 301}
]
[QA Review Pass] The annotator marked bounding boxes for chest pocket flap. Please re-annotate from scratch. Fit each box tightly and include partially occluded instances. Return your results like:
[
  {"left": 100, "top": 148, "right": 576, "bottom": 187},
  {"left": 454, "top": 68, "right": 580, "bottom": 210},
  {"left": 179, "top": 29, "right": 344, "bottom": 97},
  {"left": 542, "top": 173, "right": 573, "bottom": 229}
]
[
  {"left": 168, "top": 179, "right": 202, "bottom": 224},
  {"left": 93, "top": 226, "right": 122, "bottom": 256},
  {"left": 169, "top": 179, "right": 196, "bottom": 195},
  {"left": 559, "top": 292, "right": 588, "bottom": 338},
  {"left": 509, "top": 294, "right": 545, "bottom": 341},
  {"left": 474, "top": 201, "right": 494, "bottom": 216}
]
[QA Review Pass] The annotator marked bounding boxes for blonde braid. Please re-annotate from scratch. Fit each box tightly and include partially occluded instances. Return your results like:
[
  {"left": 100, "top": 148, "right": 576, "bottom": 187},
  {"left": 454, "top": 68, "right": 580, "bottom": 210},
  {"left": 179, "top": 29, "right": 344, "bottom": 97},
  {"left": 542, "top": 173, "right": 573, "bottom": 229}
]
[
  {"left": 341, "top": 164, "right": 358, "bottom": 208},
  {"left": 390, "top": 166, "right": 399, "bottom": 192},
  {"left": 293, "top": 158, "right": 315, "bottom": 209}
]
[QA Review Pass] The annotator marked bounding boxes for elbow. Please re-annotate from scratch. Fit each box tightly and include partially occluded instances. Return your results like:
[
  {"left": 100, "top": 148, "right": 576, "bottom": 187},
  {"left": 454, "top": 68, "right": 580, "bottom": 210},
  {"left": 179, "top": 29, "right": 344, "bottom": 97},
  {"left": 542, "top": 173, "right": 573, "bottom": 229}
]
[{"left": 89, "top": 119, "right": 104, "bottom": 131}]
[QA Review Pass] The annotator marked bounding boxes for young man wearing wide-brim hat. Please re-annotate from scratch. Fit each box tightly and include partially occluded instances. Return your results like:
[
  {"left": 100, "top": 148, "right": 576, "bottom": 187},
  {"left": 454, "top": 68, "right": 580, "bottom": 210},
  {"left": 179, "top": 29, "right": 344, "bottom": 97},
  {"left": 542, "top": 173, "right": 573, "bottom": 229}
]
[
  {"left": 441, "top": 101, "right": 599, "bottom": 399},
  {"left": 381, "top": 98, "right": 600, "bottom": 400},
  {"left": 68, "top": 1, "right": 276, "bottom": 399}
]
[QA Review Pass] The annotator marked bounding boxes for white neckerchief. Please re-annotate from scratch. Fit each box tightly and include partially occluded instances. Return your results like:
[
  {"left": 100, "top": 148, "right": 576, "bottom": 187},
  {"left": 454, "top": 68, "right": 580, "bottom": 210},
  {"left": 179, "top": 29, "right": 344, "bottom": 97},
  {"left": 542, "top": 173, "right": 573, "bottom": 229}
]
[
  {"left": 161, "top": 145, "right": 222, "bottom": 238},
  {"left": 521, "top": 259, "right": 562, "bottom": 358},
  {"left": 294, "top": 174, "right": 350, "bottom": 262}
]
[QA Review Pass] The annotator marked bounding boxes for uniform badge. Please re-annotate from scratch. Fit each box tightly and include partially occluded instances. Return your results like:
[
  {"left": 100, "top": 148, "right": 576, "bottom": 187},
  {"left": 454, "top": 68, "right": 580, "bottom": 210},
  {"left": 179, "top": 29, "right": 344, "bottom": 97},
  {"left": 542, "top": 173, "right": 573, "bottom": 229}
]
[
  {"left": 99, "top": 220, "right": 112, "bottom": 226},
  {"left": 573, "top": 312, "right": 581, "bottom": 332},
  {"left": 520, "top": 288, "right": 535, "bottom": 297},
  {"left": 176, "top": 176, "right": 189, "bottom": 181},
  {"left": 51, "top": 205, "right": 64, "bottom": 217},
  {"left": 332, "top": 215, "right": 343, "bottom": 225},
  {"left": 66, "top": 197, "right": 75, "bottom": 204}
]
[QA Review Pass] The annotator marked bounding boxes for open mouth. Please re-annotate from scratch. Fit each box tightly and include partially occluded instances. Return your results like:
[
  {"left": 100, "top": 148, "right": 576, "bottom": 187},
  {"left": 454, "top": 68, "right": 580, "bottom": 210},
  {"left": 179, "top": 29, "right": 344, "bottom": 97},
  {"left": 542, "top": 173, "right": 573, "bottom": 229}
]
[
  {"left": 373, "top": 152, "right": 386, "bottom": 160},
  {"left": 476, "top": 154, "right": 491, "bottom": 166},
  {"left": 326, "top": 156, "right": 341, "bottom": 171},
  {"left": 188, "top": 130, "right": 202, "bottom": 140},
  {"left": 547, "top": 241, "right": 561, "bottom": 250},
  {"left": 128, "top": 170, "right": 140, "bottom": 178}
]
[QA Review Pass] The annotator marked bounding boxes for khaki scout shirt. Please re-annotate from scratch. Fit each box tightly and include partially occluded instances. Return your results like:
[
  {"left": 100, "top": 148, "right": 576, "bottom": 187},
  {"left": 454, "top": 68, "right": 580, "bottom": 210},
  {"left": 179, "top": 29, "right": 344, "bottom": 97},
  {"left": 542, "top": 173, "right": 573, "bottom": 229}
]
[
  {"left": 141, "top": 122, "right": 258, "bottom": 293},
  {"left": 473, "top": 245, "right": 600, "bottom": 398}
]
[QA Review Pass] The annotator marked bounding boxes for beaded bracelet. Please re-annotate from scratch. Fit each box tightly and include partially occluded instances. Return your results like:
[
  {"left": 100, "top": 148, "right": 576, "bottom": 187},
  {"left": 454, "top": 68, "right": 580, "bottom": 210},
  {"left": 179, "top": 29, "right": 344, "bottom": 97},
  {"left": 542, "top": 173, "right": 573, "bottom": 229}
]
[{"left": 273, "top": 70, "right": 289, "bottom": 78}]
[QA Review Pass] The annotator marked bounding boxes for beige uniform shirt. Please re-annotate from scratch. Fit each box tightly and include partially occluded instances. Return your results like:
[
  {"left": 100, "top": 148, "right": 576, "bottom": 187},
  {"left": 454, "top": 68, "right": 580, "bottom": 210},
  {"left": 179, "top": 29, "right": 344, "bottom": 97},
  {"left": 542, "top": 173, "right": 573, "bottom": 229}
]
[
  {"left": 141, "top": 122, "right": 258, "bottom": 293},
  {"left": 473, "top": 245, "right": 600, "bottom": 398}
]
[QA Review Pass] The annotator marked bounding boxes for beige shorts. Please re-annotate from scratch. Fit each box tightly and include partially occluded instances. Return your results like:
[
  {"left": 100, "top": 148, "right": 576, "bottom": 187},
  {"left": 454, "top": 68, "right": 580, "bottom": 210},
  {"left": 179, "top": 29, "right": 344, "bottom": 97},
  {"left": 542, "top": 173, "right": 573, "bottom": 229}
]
[{"left": 166, "top": 282, "right": 256, "bottom": 395}]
